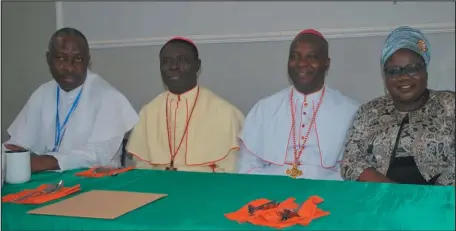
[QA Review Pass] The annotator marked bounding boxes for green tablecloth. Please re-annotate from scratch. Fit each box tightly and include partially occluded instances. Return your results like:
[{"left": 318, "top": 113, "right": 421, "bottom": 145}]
[{"left": 2, "top": 169, "right": 455, "bottom": 230}]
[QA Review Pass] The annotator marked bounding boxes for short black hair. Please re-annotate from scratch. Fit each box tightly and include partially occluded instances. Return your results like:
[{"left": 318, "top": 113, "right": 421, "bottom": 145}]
[
  {"left": 159, "top": 39, "right": 199, "bottom": 60},
  {"left": 48, "top": 27, "right": 89, "bottom": 52}
]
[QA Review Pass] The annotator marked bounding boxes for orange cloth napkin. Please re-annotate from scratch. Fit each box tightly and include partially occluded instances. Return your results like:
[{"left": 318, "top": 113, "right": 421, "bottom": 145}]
[
  {"left": 225, "top": 196, "right": 329, "bottom": 229},
  {"left": 75, "top": 166, "right": 134, "bottom": 178},
  {"left": 2, "top": 184, "right": 81, "bottom": 204}
]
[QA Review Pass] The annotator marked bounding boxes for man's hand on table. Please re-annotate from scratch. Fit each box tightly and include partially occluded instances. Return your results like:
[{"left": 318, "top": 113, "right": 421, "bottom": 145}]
[
  {"left": 31, "top": 154, "right": 60, "bottom": 173},
  {"left": 4, "top": 144, "right": 60, "bottom": 173}
]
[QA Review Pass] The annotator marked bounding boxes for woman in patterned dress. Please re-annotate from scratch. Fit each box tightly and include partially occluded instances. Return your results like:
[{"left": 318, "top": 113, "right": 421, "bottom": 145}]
[{"left": 340, "top": 26, "right": 455, "bottom": 186}]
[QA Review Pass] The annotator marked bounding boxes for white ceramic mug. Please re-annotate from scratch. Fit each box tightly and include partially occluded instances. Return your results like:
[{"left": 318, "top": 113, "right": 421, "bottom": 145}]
[{"left": 4, "top": 149, "right": 31, "bottom": 184}]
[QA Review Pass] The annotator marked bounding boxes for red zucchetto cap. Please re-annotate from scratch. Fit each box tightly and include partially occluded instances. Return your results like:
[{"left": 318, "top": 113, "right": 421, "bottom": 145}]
[
  {"left": 167, "top": 36, "right": 197, "bottom": 48},
  {"left": 296, "top": 29, "right": 327, "bottom": 42}
]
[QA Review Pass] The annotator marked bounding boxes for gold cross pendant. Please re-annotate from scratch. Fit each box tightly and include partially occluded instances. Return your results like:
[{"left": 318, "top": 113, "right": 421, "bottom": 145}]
[{"left": 285, "top": 163, "right": 303, "bottom": 179}]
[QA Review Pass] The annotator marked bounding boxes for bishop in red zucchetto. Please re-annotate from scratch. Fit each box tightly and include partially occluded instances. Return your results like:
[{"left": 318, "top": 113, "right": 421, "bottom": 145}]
[
  {"left": 126, "top": 36, "right": 245, "bottom": 173},
  {"left": 236, "top": 29, "right": 360, "bottom": 180}
]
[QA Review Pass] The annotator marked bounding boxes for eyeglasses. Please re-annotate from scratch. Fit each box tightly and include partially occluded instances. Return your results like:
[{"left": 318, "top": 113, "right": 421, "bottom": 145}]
[{"left": 384, "top": 62, "right": 426, "bottom": 79}]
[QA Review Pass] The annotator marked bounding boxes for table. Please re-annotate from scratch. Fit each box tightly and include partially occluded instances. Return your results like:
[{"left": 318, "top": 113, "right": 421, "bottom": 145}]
[{"left": 2, "top": 169, "right": 455, "bottom": 230}]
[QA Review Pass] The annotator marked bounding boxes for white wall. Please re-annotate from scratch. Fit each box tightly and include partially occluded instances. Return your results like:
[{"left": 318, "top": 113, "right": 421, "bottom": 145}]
[
  {"left": 1, "top": 2, "right": 56, "bottom": 142},
  {"left": 87, "top": 33, "right": 455, "bottom": 115},
  {"left": 56, "top": 1, "right": 455, "bottom": 114},
  {"left": 60, "top": 2, "right": 455, "bottom": 47}
]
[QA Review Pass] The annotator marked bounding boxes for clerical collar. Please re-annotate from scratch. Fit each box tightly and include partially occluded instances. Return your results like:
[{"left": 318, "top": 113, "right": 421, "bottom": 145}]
[
  {"left": 59, "top": 84, "right": 83, "bottom": 98},
  {"left": 167, "top": 85, "right": 199, "bottom": 101},
  {"left": 292, "top": 85, "right": 324, "bottom": 103}
]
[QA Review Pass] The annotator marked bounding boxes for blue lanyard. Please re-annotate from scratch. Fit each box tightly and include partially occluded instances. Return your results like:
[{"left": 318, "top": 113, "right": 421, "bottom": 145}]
[{"left": 53, "top": 86, "right": 83, "bottom": 152}]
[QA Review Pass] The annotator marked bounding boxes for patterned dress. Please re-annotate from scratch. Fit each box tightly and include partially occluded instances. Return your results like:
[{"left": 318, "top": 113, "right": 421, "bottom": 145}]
[{"left": 341, "top": 90, "right": 455, "bottom": 185}]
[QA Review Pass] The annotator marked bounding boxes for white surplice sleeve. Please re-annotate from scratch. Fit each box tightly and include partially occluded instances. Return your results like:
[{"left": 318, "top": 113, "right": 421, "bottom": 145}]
[
  {"left": 6, "top": 85, "right": 46, "bottom": 150},
  {"left": 236, "top": 98, "right": 271, "bottom": 175},
  {"left": 46, "top": 135, "right": 124, "bottom": 171}
]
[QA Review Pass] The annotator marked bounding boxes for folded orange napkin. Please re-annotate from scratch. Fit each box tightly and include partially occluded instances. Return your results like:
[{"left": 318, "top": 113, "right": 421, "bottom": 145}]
[
  {"left": 75, "top": 166, "right": 134, "bottom": 178},
  {"left": 2, "top": 184, "right": 81, "bottom": 204},
  {"left": 225, "top": 196, "right": 329, "bottom": 229}
]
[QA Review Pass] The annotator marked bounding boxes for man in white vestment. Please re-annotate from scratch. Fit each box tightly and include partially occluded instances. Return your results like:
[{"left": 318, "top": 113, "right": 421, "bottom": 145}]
[
  {"left": 236, "top": 29, "right": 359, "bottom": 180},
  {"left": 3, "top": 27, "right": 139, "bottom": 172}
]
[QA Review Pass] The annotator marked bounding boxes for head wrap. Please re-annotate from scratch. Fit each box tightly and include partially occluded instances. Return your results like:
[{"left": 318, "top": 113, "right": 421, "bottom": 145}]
[
  {"left": 381, "top": 26, "right": 431, "bottom": 67},
  {"left": 296, "top": 29, "right": 327, "bottom": 43}
]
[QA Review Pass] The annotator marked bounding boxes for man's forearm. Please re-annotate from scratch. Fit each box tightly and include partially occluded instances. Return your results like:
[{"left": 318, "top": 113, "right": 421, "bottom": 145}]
[
  {"left": 31, "top": 154, "right": 60, "bottom": 172},
  {"left": 3, "top": 145, "right": 60, "bottom": 173}
]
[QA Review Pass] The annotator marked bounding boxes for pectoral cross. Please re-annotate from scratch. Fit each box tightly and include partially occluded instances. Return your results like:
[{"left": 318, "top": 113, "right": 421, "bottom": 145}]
[
  {"left": 165, "top": 160, "right": 177, "bottom": 171},
  {"left": 285, "top": 163, "right": 303, "bottom": 179}
]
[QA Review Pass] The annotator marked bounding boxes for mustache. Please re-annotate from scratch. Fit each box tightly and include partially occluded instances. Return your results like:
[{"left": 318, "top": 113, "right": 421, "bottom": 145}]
[{"left": 59, "top": 73, "right": 79, "bottom": 79}]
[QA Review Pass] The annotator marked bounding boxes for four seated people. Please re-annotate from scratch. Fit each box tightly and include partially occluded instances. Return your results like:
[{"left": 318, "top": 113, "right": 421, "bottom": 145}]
[{"left": 3, "top": 26, "right": 454, "bottom": 186}]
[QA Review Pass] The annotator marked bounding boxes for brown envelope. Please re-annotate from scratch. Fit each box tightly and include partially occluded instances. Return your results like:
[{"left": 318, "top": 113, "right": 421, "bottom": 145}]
[{"left": 28, "top": 190, "right": 167, "bottom": 219}]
